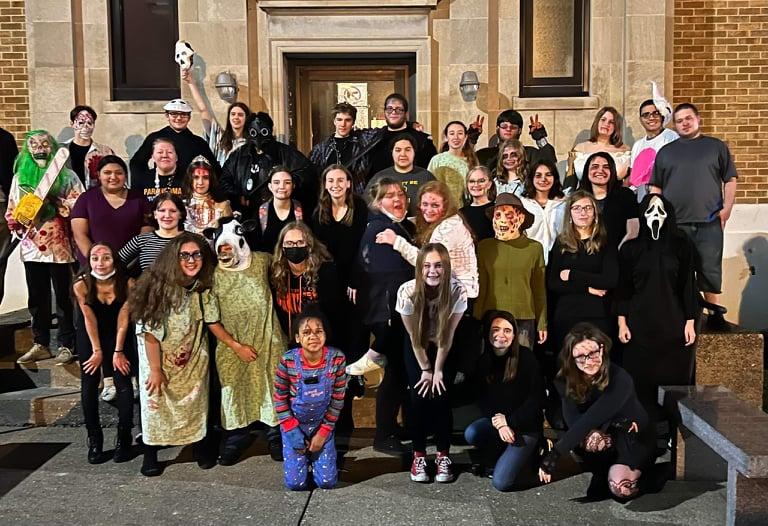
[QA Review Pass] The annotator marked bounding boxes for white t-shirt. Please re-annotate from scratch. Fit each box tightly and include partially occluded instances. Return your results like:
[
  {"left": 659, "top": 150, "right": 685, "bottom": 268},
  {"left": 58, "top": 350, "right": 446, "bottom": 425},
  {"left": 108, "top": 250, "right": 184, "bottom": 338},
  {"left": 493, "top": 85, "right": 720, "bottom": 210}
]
[{"left": 396, "top": 277, "right": 468, "bottom": 342}]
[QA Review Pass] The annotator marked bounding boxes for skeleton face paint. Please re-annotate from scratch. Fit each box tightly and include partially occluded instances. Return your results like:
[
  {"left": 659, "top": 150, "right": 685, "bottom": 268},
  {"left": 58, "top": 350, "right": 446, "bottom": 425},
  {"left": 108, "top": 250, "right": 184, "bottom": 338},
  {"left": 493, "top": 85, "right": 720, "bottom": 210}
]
[
  {"left": 645, "top": 195, "right": 667, "bottom": 241},
  {"left": 72, "top": 111, "right": 95, "bottom": 141},
  {"left": 493, "top": 205, "right": 524, "bottom": 241},
  {"left": 27, "top": 133, "right": 52, "bottom": 168},
  {"left": 174, "top": 40, "right": 195, "bottom": 70},
  {"left": 248, "top": 117, "right": 274, "bottom": 150}
]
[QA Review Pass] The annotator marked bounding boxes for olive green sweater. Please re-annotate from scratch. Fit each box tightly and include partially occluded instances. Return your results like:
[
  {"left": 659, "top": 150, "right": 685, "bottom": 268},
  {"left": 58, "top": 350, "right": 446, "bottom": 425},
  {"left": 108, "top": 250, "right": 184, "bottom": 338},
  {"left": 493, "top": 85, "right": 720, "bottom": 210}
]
[{"left": 473, "top": 235, "right": 547, "bottom": 330}]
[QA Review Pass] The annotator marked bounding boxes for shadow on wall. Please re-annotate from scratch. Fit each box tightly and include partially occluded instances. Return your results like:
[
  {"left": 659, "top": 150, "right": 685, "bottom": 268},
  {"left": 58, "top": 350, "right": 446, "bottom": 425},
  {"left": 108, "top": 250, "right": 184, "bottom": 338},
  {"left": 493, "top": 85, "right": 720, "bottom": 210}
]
[{"left": 739, "top": 236, "right": 768, "bottom": 331}]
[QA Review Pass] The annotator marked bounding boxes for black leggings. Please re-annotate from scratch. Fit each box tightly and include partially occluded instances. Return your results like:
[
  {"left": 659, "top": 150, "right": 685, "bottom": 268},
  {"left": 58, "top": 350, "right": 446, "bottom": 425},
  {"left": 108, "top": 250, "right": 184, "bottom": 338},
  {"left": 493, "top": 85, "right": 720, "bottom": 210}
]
[
  {"left": 372, "top": 319, "right": 409, "bottom": 440},
  {"left": 403, "top": 339, "right": 456, "bottom": 453},
  {"left": 80, "top": 350, "right": 134, "bottom": 432}
]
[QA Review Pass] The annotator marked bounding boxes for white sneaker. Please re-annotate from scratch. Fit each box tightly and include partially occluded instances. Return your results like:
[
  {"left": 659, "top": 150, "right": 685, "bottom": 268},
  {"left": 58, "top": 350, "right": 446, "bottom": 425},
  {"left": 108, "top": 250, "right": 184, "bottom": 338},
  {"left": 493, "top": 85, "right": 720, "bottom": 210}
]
[
  {"left": 17, "top": 343, "right": 53, "bottom": 364},
  {"left": 54, "top": 347, "right": 75, "bottom": 365},
  {"left": 346, "top": 355, "right": 386, "bottom": 376},
  {"left": 101, "top": 377, "right": 117, "bottom": 402}
]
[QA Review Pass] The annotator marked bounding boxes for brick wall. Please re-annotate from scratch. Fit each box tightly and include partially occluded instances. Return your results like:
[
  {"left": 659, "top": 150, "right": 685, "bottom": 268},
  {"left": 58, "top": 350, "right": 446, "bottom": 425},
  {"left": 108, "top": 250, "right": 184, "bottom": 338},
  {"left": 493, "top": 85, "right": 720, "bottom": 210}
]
[
  {"left": 674, "top": 0, "right": 768, "bottom": 204},
  {"left": 0, "top": 0, "right": 29, "bottom": 146}
]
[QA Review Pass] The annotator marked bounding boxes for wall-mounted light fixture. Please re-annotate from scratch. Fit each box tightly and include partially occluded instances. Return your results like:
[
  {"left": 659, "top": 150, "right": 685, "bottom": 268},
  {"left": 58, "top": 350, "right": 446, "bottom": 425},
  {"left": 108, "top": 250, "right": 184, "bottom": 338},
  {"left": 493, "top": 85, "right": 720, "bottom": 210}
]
[
  {"left": 214, "top": 71, "right": 238, "bottom": 103},
  {"left": 459, "top": 71, "right": 480, "bottom": 102}
]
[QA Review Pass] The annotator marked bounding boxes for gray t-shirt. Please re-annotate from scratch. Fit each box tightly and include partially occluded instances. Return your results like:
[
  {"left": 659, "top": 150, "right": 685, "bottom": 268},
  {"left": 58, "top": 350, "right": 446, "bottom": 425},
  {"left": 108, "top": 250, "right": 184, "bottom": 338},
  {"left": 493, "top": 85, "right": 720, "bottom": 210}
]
[
  {"left": 365, "top": 166, "right": 435, "bottom": 217},
  {"left": 650, "top": 135, "right": 737, "bottom": 223}
]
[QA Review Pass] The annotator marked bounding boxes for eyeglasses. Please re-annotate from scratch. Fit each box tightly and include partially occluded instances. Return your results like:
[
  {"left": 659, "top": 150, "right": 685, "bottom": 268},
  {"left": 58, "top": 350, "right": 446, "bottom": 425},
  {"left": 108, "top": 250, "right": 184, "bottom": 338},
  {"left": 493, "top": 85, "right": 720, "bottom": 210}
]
[
  {"left": 498, "top": 123, "right": 519, "bottom": 131},
  {"left": 167, "top": 112, "right": 190, "bottom": 118},
  {"left": 179, "top": 251, "right": 203, "bottom": 262},
  {"left": 640, "top": 110, "right": 662, "bottom": 120},
  {"left": 384, "top": 107, "right": 406, "bottom": 115},
  {"left": 574, "top": 347, "right": 603, "bottom": 364},
  {"left": 571, "top": 204, "right": 595, "bottom": 214},
  {"left": 467, "top": 178, "right": 489, "bottom": 185},
  {"left": 283, "top": 241, "right": 307, "bottom": 248}
]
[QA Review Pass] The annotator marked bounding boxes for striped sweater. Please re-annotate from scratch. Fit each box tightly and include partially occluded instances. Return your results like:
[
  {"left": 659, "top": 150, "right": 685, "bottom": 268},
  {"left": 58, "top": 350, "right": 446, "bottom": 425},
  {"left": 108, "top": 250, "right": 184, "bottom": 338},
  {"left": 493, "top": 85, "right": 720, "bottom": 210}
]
[{"left": 273, "top": 346, "right": 347, "bottom": 438}]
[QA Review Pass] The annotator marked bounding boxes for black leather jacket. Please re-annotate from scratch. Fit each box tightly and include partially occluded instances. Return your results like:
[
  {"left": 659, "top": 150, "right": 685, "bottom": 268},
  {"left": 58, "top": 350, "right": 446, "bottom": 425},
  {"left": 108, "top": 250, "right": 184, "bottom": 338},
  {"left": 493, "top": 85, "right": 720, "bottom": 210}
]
[
  {"left": 309, "top": 129, "right": 380, "bottom": 195},
  {"left": 221, "top": 141, "right": 315, "bottom": 219}
]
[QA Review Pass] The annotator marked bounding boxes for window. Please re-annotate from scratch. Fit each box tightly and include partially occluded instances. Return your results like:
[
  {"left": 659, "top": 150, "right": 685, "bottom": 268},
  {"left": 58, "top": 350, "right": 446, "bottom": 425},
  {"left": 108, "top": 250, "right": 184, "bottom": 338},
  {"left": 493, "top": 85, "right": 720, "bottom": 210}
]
[
  {"left": 520, "top": 0, "right": 589, "bottom": 97},
  {"left": 108, "top": 0, "right": 180, "bottom": 100}
]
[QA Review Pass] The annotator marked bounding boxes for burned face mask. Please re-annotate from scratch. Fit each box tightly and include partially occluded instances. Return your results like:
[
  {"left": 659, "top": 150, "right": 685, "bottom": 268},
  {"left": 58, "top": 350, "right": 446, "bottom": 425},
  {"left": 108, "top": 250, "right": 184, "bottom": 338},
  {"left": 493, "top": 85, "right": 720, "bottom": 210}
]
[
  {"left": 72, "top": 111, "right": 95, "bottom": 141},
  {"left": 27, "top": 133, "right": 53, "bottom": 168},
  {"left": 248, "top": 117, "right": 274, "bottom": 150},
  {"left": 493, "top": 205, "right": 524, "bottom": 241},
  {"left": 644, "top": 195, "right": 667, "bottom": 241}
]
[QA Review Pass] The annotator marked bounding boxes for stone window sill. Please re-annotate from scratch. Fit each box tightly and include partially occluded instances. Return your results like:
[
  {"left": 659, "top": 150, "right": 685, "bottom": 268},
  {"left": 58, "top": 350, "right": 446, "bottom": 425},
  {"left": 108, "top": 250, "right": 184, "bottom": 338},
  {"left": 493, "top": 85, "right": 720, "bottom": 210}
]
[
  {"left": 511, "top": 96, "right": 600, "bottom": 111},
  {"left": 258, "top": 0, "right": 438, "bottom": 8},
  {"left": 101, "top": 100, "right": 167, "bottom": 114}
]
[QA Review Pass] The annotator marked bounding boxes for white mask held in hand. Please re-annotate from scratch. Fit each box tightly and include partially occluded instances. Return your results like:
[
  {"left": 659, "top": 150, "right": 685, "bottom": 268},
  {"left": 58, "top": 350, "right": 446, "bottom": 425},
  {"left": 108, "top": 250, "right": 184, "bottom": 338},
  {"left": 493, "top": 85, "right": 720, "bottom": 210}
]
[
  {"left": 645, "top": 195, "right": 667, "bottom": 241},
  {"left": 174, "top": 40, "right": 195, "bottom": 70}
]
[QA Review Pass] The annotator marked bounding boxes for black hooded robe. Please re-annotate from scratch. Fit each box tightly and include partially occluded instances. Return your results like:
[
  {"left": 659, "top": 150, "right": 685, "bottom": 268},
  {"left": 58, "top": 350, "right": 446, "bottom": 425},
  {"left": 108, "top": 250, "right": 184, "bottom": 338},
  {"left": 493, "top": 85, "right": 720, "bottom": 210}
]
[{"left": 615, "top": 194, "right": 698, "bottom": 413}]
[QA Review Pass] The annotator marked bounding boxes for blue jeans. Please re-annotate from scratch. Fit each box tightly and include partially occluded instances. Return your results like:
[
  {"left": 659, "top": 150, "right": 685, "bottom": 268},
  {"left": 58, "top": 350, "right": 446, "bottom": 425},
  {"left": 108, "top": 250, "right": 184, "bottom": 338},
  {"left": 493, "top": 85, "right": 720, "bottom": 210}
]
[{"left": 464, "top": 417, "right": 540, "bottom": 491}]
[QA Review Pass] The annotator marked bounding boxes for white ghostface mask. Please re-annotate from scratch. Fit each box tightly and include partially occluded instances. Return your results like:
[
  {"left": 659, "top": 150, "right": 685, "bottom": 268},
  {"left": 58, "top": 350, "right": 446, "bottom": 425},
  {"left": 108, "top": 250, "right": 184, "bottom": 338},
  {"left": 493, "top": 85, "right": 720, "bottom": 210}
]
[
  {"left": 645, "top": 195, "right": 667, "bottom": 241},
  {"left": 174, "top": 40, "right": 195, "bottom": 70}
]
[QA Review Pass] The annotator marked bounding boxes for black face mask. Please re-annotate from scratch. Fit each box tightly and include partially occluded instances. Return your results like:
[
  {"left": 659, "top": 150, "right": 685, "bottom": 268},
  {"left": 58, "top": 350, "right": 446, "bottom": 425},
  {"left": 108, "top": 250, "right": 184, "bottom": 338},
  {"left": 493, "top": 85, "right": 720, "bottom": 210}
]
[
  {"left": 283, "top": 246, "right": 308, "bottom": 264},
  {"left": 248, "top": 117, "right": 274, "bottom": 149}
]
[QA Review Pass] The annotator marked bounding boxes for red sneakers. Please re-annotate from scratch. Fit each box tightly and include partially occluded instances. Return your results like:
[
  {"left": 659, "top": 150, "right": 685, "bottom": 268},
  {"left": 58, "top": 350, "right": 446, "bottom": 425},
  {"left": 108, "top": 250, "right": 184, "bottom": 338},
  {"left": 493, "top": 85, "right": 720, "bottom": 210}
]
[
  {"left": 410, "top": 453, "right": 429, "bottom": 483},
  {"left": 435, "top": 452, "right": 454, "bottom": 483}
]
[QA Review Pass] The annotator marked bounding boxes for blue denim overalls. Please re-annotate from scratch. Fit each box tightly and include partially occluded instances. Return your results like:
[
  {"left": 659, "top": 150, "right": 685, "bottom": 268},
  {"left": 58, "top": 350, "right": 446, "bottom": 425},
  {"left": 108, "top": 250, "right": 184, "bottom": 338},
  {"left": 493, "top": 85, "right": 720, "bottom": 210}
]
[{"left": 281, "top": 347, "right": 338, "bottom": 490}]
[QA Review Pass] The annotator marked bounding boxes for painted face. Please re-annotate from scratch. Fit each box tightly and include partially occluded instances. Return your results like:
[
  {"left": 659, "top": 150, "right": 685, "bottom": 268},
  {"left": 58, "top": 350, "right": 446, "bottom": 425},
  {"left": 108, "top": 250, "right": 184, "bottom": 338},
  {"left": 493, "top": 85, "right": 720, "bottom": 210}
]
[
  {"left": 268, "top": 171, "right": 293, "bottom": 200},
  {"left": 587, "top": 156, "right": 611, "bottom": 187},
  {"left": 166, "top": 111, "right": 191, "bottom": 132},
  {"left": 489, "top": 317, "right": 515, "bottom": 352},
  {"left": 419, "top": 192, "right": 446, "bottom": 224},
  {"left": 178, "top": 241, "right": 204, "bottom": 278},
  {"left": 445, "top": 123, "right": 467, "bottom": 151},
  {"left": 570, "top": 197, "right": 596, "bottom": 229},
  {"left": 191, "top": 167, "right": 210, "bottom": 196},
  {"left": 639, "top": 104, "right": 663, "bottom": 135},
  {"left": 27, "top": 133, "right": 52, "bottom": 168},
  {"left": 154, "top": 199, "right": 181, "bottom": 231},
  {"left": 466, "top": 169, "right": 492, "bottom": 200},
  {"left": 295, "top": 318, "right": 326, "bottom": 354},
  {"left": 325, "top": 168, "right": 351, "bottom": 200},
  {"left": 384, "top": 99, "right": 407, "bottom": 129},
  {"left": 333, "top": 112, "right": 354, "bottom": 138},
  {"left": 98, "top": 162, "right": 127, "bottom": 192},
  {"left": 501, "top": 146, "right": 521, "bottom": 172},
  {"left": 644, "top": 195, "right": 667, "bottom": 241},
  {"left": 152, "top": 142, "right": 177, "bottom": 173},
  {"left": 379, "top": 184, "right": 407, "bottom": 220},
  {"left": 573, "top": 338, "right": 604, "bottom": 377},
  {"left": 89, "top": 245, "right": 115, "bottom": 277},
  {"left": 248, "top": 116, "right": 274, "bottom": 149},
  {"left": 72, "top": 111, "right": 95, "bottom": 141},
  {"left": 597, "top": 112, "right": 616, "bottom": 138},
  {"left": 532, "top": 165, "right": 554, "bottom": 194},
  {"left": 392, "top": 139, "right": 415, "bottom": 171},
  {"left": 493, "top": 204, "right": 524, "bottom": 241},
  {"left": 497, "top": 122, "right": 521, "bottom": 141},
  {"left": 421, "top": 250, "right": 444, "bottom": 287},
  {"left": 229, "top": 106, "right": 247, "bottom": 132},
  {"left": 674, "top": 108, "right": 700, "bottom": 138}
]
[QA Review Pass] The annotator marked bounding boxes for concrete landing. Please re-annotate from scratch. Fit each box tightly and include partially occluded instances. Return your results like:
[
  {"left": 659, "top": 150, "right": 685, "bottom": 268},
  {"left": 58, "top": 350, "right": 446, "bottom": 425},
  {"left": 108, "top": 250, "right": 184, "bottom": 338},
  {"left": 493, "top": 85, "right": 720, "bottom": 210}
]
[{"left": 0, "top": 426, "right": 727, "bottom": 526}]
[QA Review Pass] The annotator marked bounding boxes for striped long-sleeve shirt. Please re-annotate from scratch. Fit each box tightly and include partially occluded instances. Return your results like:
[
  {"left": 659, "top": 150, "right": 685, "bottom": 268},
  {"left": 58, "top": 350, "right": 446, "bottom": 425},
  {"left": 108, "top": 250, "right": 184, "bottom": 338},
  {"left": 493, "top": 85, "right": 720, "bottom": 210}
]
[
  {"left": 119, "top": 231, "right": 174, "bottom": 271},
  {"left": 273, "top": 346, "right": 347, "bottom": 438}
]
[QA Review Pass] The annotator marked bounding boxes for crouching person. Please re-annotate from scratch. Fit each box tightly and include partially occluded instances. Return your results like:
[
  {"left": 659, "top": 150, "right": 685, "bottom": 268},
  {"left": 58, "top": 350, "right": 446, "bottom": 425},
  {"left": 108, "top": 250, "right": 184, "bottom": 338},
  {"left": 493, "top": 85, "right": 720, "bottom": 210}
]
[{"left": 274, "top": 310, "right": 347, "bottom": 490}]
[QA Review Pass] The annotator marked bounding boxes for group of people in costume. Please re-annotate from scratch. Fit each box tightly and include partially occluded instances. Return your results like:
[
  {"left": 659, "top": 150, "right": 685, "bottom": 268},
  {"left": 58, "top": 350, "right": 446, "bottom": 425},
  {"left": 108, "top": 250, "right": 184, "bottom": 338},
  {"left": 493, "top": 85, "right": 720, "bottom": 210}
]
[{"left": 2, "top": 74, "right": 736, "bottom": 498}]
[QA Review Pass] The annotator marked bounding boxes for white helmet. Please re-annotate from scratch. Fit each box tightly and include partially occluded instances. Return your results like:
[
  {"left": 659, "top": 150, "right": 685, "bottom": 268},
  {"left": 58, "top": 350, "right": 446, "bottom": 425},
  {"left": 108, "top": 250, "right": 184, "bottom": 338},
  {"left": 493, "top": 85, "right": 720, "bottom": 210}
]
[{"left": 163, "top": 99, "right": 192, "bottom": 113}]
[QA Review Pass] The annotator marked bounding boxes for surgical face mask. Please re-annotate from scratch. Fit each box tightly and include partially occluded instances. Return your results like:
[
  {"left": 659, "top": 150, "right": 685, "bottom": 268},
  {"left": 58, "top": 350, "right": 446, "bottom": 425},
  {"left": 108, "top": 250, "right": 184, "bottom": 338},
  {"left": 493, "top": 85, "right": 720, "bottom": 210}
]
[
  {"left": 644, "top": 196, "right": 667, "bottom": 240},
  {"left": 283, "top": 246, "right": 309, "bottom": 264},
  {"left": 91, "top": 269, "right": 116, "bottom": 280}
]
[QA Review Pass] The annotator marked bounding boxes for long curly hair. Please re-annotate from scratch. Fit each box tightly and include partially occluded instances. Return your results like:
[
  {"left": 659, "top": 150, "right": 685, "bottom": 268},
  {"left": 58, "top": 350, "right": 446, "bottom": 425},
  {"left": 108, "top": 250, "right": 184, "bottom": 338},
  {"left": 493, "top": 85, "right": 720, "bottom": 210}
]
[
  {"left": 414, "top": 180, "right": 459, "bottom": 246},
  {"left": 557, "top": 190, "right": 606, "bottom": 255},
  {"left": 316, "top": 164, "right": 356, "bottom": 227},
  {"left": 410, "top": 243, "right": 454, "bottom": 349},
  {"left": 130, "top": 232, "right": 215, "bottom": 328},
  {"left": 270, "top": 221, "right": 332, "bottom": 298},
  {"left": 14, "top": 130, "right": 65, "bottom": 197},
  {"left": 495, "top": 138, "right": 528, "bottom": 185},
  {"left": 557, "top": 322, "right": 612, "bottom": 403}
]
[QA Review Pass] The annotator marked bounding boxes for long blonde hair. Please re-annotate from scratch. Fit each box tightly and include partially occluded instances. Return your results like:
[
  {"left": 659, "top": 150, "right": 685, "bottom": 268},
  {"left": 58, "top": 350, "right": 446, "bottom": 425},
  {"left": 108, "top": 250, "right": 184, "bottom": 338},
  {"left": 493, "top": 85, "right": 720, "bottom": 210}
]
[
  {"left": 411, "top": 243, "right": 454, "bottom": 349},
  {"left": 270, "top": 221, "right": 332, "bottom": 298},
  {"left": 495, "top": 139, "right": 528, "bottom": 185},
  {"left": 414, "top": 180, "right": 459, "bottom": 246},
  {"left": 558, "top": 190, "right": 606, "bottom": 255}
]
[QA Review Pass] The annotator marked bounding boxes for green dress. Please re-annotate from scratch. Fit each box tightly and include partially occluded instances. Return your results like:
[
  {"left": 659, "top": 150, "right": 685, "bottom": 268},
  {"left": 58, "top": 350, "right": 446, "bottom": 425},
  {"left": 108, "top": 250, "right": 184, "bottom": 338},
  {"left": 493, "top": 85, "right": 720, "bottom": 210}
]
[
  {"left": 427, "top": 151, "right": 470, "bottom": 206},
  {"left": 137, "top": 289, "right": 212, "bottom": 446},
  {"left": 206, "top": 254, "right": 287, "bottom": 430}
]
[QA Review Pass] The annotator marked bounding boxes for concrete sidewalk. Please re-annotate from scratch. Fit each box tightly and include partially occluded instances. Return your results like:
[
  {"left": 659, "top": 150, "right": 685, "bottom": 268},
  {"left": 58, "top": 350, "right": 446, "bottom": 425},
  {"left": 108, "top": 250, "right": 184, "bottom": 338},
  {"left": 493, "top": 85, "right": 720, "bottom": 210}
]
[{"left": 0, "top": 426, "right": 726, "bottom": 526}]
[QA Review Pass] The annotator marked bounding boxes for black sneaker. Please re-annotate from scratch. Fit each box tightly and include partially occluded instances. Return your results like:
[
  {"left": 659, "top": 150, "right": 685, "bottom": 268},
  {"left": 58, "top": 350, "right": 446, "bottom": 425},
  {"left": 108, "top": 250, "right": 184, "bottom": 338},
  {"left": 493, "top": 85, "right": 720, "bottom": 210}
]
[
  {"left": 268, "top": 437, "right": 283, "bottom": 462},
  {"left": 373, "top": 435, "right": 407, "bottom": 455},
  {"left": 347, "top": 375, "right": 365, "bottom": 400}
]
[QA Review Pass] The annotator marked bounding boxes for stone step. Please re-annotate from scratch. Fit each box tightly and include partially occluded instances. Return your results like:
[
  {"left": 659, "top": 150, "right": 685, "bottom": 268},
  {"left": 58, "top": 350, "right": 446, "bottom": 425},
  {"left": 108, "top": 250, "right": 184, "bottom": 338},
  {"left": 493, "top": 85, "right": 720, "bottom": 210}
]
[{"left": 0, "top": 355, "right": 82, "bottom": 392}]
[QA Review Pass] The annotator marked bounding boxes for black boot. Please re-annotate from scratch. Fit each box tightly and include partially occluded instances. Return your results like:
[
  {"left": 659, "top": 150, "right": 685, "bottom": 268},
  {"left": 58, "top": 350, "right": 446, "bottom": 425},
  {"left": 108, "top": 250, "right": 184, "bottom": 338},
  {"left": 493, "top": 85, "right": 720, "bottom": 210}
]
[
  {"left": 218, "top": 429, "right": 250, "bottom": 466},
  {"left": 113, "top": 426, "right": 133, "bottom": 463},
  {"left": 87, "top": 429, "right": 104, "bottom": 464},
  {"left": 268, "top": 434, "right": 283, "bottom": 462},
  {"left": 140, "top": 446, "right": 163, "bottom": 477},
  {"left": 193, "top": 439, "right": 217, "bottom": 470}
]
